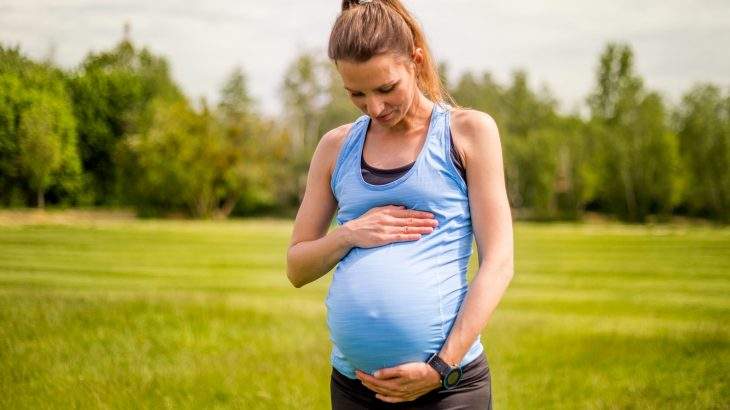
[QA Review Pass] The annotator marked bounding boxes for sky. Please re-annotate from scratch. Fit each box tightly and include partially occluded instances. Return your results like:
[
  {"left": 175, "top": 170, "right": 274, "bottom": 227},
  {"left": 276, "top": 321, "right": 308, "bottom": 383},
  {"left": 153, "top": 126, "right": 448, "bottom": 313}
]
[{"left": 2, "top": 0, "right": 729, "bottom": 116}]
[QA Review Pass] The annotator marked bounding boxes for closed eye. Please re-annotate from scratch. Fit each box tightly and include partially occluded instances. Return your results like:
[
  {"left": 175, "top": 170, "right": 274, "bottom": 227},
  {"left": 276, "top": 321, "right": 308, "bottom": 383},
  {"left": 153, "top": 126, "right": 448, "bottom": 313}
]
[
  {"left": 350, "top": 87, "right": 393, "bottom": 97},
  {"left": 347, "top": 82, "right": 398, "bottom": 97}
]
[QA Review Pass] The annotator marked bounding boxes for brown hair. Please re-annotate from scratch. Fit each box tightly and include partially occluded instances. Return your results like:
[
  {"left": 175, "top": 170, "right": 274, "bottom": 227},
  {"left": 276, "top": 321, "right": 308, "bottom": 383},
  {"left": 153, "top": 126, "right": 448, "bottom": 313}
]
[{"left": 328, "top": 0, "right": 460, "bottom": 109}]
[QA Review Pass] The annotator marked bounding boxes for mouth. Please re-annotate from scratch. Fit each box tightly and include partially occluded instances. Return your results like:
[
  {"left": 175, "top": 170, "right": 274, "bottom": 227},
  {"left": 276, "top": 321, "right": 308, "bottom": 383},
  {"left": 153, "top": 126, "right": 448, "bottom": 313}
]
[{"left": 377, "top": 111, "right": 394, "bottom": 120}]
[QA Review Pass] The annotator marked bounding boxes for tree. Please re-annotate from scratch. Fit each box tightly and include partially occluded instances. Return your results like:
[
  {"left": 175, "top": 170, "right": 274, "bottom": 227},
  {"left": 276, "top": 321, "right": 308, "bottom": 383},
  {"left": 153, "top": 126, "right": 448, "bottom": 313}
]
[
  {"left": 119, "top": 98, "right": 224, "bottom": 217},
  {"left": 280, "top": 52, "right": 359, "bottom": 206},
  {"left": 216, "top": 67, "right": 289, "bottom": 216},
  {"left": 67, "top": 27, "right": 184, "bottom": 205},
  {"left": 587, "top": 43, "right": 680, "bottom": 222},
  {"left": 17, "top": 94, "right": 66, "bottom": 207},
  {"left": 317, "top": 62, "right": 361, "bottom": 143},
  {"left": 552, "top": 115, "right": 601, "bottom": 220},
  {"left": 451, "top": 71, "right": 504, "bottom": 125},
  {"left": 218, "top": 66, "right": 254, "bottom": 127},
  {"left": 674, "top": 84, "right": 730, "bottom": 222},
  {"left": 0, "top": 44, "right": 81, "bottom": 207},
  {"left": 502, "top": 70, "right": 558, "bottom": 137},
  {"left": 281, "top": 52, "right": 328, "bottom": 156},
  {"left": 120, "top": 67, "right": 293, "bottom": 218}
]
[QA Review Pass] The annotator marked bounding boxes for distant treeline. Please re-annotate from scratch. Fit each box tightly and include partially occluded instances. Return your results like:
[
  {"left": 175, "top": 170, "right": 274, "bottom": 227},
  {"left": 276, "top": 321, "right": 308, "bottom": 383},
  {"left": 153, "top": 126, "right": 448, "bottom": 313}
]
[{"left": 0, "top": 33, "right": 728, "bottom": 222}]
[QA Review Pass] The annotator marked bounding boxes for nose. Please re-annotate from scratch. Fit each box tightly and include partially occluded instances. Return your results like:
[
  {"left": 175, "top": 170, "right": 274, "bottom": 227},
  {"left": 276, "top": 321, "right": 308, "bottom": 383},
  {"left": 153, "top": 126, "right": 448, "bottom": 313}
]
[{"left": 365, "top": 96, "right": 386, "bottom": 117}]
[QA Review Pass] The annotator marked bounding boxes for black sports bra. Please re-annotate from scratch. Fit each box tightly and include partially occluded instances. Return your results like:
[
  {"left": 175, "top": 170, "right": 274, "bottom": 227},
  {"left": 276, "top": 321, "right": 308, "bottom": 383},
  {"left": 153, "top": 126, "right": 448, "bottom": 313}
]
[{"left": 361, "top": 133, "right": 466, "bottom": 185}]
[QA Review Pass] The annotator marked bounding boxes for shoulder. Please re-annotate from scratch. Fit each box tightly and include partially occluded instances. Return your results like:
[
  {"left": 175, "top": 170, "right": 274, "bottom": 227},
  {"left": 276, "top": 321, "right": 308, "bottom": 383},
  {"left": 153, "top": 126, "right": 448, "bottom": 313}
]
[
  {"left": 448, "top": 108, "right": 501, "bottom": 166},
  {"left": 314, "top": 122, "right": 357, "bottom": 176},
  {"left": 449, "top": 108, "right": 500, "bottom": 147}
]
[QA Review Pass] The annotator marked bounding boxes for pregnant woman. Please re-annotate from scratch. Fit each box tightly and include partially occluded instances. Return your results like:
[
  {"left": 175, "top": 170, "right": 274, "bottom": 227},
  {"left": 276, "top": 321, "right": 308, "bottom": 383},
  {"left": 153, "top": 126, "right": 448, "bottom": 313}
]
[{"left": 286, "top": 1, "right": 514, "bottom": 408}]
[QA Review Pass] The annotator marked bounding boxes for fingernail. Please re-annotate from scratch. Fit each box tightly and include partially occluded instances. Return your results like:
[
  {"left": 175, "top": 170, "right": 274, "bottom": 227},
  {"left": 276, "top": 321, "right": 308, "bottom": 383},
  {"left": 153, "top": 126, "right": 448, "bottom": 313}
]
[{"left": 373, "top": 371, "right": 380, "bottom": 377}]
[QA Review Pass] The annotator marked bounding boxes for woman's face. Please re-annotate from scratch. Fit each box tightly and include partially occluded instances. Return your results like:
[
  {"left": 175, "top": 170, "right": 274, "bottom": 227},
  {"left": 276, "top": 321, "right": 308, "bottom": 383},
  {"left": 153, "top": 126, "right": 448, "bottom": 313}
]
[{"left": 336, "top": 52, "right": 420, "bottom": 126}]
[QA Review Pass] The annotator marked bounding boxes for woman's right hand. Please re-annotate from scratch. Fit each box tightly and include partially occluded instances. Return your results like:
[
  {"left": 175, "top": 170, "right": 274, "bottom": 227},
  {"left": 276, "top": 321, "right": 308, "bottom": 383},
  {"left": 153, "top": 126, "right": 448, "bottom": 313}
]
[{"left": 342, "top": 205, "right": 439, "bottom": 249}]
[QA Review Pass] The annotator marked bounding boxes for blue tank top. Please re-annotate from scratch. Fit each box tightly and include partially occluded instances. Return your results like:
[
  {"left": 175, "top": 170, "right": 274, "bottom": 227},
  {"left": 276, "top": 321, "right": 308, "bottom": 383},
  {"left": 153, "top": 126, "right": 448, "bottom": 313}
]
[{"left": 327, "top": 102, "right": 484, "bottom": 379}]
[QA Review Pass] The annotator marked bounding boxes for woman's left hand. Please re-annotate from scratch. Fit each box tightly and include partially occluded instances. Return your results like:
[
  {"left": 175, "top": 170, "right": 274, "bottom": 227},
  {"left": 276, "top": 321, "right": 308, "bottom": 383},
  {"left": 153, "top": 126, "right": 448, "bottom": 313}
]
[{"left": 355, "top": 362, "right": 442, "bottom": 403}]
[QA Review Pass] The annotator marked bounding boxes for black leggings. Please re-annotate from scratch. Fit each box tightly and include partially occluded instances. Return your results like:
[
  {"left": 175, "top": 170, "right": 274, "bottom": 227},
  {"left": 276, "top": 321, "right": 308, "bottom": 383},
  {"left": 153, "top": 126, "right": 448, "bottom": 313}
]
[{"left": 330, "top": 353, "right": 492, "bottom": 409}]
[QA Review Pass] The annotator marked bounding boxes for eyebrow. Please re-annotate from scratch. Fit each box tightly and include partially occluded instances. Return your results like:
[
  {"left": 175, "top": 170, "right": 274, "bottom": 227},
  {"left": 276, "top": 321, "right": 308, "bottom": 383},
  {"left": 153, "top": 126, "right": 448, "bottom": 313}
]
[{"left": 344, "top": 80, "right": 399, "bottom": 93}]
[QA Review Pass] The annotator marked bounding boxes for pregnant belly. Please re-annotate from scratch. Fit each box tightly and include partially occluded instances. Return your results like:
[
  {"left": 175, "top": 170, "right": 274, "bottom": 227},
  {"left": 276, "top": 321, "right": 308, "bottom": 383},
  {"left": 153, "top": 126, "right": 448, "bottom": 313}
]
[{"left": 325, "top": 242, "right": 445, "bottom": 374}]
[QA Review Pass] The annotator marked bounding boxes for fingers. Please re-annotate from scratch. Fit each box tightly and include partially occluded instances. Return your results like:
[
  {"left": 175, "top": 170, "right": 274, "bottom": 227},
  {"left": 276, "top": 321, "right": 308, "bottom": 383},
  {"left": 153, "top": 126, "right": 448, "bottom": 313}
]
[
  {"left": 362, "top": 380, "right": 404, "bottom": 397},
  {"left": 373, "top": 206, "right": 438, "bottom": 228},
  {"left": 391, "top": 233, "right": 423, "bottom": 243},
  {"left": 389, "top": 208, "right": 438, "bottom": 225},
  {"left": 359, "top": 205, "right": 439, "bottom": 246},
  {"left": 374, "top": 385, "right": 435, "bottom": 403},
  {"left": 355, "top": 370, "right": 437, "bottom": 403},
  {"left": 357, "top": 376, "right": 406, "bottom": 397},
  {"left": 388, "top": 224, "right": 434, "bottom": 235}
]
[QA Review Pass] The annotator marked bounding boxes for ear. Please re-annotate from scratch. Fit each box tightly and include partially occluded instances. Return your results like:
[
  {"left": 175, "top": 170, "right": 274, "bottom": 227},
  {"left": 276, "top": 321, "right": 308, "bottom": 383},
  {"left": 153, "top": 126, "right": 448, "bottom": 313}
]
[{"left": 411, "top": 48, "right": 424, "bottom": 73}]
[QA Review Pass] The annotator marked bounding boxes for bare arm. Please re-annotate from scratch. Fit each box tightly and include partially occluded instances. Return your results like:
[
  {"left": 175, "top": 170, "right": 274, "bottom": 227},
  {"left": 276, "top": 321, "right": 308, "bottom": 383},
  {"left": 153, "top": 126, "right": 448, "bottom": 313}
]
[
  {"left": 286, "top": 125, "right": 353, "bottom": 288},
  {"left": 437, "top": 110, "right": 515, "bottom": 366}
]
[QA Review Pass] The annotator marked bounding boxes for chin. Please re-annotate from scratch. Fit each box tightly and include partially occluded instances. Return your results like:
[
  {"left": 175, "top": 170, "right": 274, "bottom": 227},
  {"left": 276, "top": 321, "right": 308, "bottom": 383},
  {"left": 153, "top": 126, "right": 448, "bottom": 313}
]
[{"left": 377, "top": 110, "right": 398, "bottom": 124}]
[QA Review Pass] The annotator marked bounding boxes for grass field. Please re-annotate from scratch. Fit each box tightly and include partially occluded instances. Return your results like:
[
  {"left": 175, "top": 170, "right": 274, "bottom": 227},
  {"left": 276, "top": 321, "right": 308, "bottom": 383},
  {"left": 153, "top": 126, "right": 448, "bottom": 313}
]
[{"left": 0, "top": 215, "right": 728, "bottom": 409}]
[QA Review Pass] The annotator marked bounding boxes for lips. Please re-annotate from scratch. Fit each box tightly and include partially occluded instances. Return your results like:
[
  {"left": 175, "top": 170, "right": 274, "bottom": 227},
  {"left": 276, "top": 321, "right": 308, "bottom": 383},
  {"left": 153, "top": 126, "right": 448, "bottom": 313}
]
[{"left": 377, "top": 111, "right": 394, "bottom": 120}]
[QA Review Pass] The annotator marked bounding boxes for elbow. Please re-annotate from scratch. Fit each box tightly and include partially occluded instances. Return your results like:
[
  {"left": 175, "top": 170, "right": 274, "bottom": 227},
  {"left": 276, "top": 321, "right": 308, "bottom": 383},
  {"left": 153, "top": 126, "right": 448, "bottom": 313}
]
[
  {"left": 286, "top": 246, "right": 305, "bottom": 288},
  {"left": 286, "top": 265, "right": 302, "bottom": 289},
  {"left": 498, "top": 257, "right": 515, "bottom": 283},
  {"left": 286, "top": 267, "right": 301, "bottom": 288},
  {"left": 480, "top": 255, "right": 514, "bottom": 281},
  {"left": 287, "top": 271, "right": 305, "bottom": 289},
  {"left": 288, "top": 276, "right": 304, "bottom": 289}
]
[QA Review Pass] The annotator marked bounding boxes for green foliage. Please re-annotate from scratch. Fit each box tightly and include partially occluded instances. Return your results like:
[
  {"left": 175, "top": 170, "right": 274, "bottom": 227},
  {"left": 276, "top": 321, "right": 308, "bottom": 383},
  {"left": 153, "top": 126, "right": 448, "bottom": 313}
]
[
  {"left": 317, "top": 62, "right": 362, "bottom": 143},
  {"left": 216, "top": 67, "right": 298, "bottom": 216},
  {"left": 452, "top": 69, "right": 569, "bottom": 219},
  {"left": 1, "top": 36, "right": 728, "bottom": 222},
  {"left": 218, "top": 66, "right": 254, "bottom": 124},
  {"left": 280, "top": 52, "right": 360, "bottom": 208},
  {"left": 587, "top": 43, "right": 681, "bottom": 222},
  {"left": 553, "top": 116, "right": 602, "bottom": 219},
  {"left": 452, "top": 71, "right": 505, "bottom": 124},
  {"left": 18, "top": 94, "right": 64, "bottom": 207},
  {"left": 67, "top": 39, "right": 184, "bottom": 205},
  {"left": 118, "top": 98, "right": 224, "bottom": 217},
  {"left": 0, "top": 45, "right": 81, "bottom": 207},
  {"left": 674, "top": 84, "right": 730, "bottom": 222},
  {"left": 281, "top": 53, "right": 327, "bottom": 156},
  {"left": 119, "top": 67, "right": 294, "bottom": 218},
  {"left": 503, "top": 131, "right": 559, "bottom": 217},
  {"left": 502, "top": 70, "right": 558, "bottom": 136}
]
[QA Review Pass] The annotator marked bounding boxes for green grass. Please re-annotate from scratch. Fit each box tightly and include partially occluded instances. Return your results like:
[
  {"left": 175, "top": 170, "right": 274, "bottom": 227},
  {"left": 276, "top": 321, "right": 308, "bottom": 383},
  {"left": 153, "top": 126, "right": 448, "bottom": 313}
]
[{"left": 0, "top": 218, "right": 728, "bottom": 409}]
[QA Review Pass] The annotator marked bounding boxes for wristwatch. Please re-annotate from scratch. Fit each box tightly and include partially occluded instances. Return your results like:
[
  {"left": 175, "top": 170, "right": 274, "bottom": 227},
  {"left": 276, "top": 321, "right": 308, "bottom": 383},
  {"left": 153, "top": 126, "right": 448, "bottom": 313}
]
[{"left": 426, "top": 352, "right": 463, "bottom": 390}]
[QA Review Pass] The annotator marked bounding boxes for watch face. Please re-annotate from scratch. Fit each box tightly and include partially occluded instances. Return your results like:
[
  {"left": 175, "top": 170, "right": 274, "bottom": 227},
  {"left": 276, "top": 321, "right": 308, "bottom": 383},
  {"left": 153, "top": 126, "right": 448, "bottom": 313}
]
[{"left": 445, "top": 369, "right": 461, "bottom": 386}]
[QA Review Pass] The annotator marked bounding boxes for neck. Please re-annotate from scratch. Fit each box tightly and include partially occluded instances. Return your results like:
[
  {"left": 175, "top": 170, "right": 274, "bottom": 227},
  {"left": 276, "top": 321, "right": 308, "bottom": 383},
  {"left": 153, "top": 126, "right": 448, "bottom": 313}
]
[{"left": 377, "top": 93, "right": 435, "bottom": 135}]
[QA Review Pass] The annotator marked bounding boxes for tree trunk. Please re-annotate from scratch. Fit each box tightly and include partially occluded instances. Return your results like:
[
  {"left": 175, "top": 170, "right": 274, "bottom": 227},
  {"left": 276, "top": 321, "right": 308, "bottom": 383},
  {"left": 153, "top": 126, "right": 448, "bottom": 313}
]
[
  {"left": 37, "top": 188, "right": 44, "bottom": 208},
  {"left": 218, "top": 195, "right": 239, "bottom": 219}
]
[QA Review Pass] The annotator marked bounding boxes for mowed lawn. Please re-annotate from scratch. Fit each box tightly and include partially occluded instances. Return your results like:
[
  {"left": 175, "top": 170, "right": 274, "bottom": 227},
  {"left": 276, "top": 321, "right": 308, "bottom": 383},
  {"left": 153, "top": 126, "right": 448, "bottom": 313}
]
[{"left": 0, "top": 217, "right": 728, "bottom": 409}]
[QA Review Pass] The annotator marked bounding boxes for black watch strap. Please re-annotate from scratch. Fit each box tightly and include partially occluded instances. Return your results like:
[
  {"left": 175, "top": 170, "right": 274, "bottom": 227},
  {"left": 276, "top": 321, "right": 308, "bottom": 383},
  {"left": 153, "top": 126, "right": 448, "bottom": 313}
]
[{"left": 427, "top": 352, "right": 463, "bottom": 390}]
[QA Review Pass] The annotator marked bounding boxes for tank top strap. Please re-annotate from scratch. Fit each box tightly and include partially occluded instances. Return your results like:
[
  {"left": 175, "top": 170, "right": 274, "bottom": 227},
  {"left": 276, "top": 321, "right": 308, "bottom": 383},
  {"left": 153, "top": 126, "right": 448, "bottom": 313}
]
[
  {"left": 428, "top": 102, "right": 467, "bottom": 194},
  {"left": 330, "top": 115, "right": 368, "bottom": 196}
]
